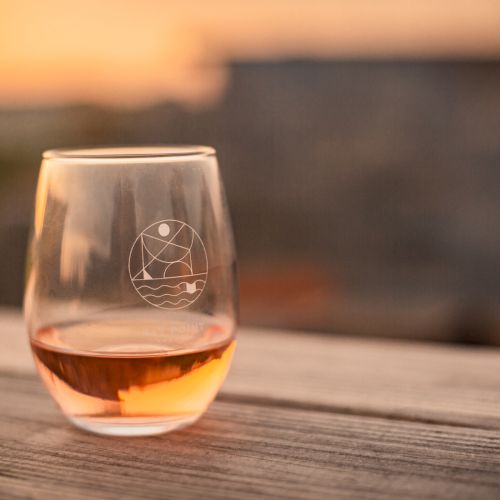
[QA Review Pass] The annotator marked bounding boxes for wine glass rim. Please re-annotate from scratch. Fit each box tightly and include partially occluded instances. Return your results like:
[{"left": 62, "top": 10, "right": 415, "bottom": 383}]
[{"left": 43, "top": 145, "right": 216, "bottom": 161}]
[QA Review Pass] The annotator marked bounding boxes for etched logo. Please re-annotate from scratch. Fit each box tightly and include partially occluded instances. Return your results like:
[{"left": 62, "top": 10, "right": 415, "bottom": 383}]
[{"left": 128, "top": 220, "right": 208, "bottom": 309}]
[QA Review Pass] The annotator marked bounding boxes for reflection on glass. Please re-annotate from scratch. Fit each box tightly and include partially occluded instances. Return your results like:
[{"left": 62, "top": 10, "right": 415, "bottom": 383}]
[{"left": 24, "top": 146, "right": 238, "bottom": 436}]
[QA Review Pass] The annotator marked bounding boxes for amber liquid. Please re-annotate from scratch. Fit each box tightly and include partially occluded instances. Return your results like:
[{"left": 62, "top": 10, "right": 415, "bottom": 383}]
[{"left": 30, "top": 318, "right": 235, "bottom": 433}]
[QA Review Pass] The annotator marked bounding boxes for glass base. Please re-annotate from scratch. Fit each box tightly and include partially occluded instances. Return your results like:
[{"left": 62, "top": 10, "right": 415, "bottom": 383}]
[{"left": 69, "top": 414, "right": 201, "bottom": 437}]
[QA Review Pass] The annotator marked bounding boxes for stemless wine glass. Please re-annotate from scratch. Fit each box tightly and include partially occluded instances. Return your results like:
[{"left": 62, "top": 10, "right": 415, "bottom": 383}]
[{"left": 24, "top": 146, "right": 238, "bottom": 436}]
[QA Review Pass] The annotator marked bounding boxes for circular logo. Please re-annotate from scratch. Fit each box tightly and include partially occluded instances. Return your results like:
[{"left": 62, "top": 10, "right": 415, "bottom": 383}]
[{"left": 128, "top": 220, "right": 208, "bottom": 309}]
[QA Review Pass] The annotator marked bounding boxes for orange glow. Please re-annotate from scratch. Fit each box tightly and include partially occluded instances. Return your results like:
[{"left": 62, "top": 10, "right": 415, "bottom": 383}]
[
  {"left": 1, "top": 1, "right": 500, "bottom": 107},
  {"left": 119, "top": 341, "right": 235, "bottom": 416},
  {"left": 32, "top": 338, "right": 236, "bottom": 418},
  {"left": 0, "top": 0, "right": 226, "bottom": 107}
]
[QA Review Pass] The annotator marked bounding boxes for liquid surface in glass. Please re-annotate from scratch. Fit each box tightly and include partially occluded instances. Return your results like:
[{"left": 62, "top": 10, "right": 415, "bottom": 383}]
[{"left": 30, "top": 314, "right": 235, "bottom": 435}]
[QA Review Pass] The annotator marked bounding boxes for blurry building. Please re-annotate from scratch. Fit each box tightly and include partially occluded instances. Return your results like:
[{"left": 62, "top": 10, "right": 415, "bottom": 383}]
[{"left": 1, "top": 60, "right": 500, "bottom": 343}]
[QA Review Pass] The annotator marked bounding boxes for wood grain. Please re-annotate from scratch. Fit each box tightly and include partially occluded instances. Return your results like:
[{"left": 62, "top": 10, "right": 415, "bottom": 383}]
[
  {"left": 1, "top": 371, "right": 500, "bottom": 500},
  {"left": 3, "top": 309, "right": 500, "bottom": 499},
  {"left": 228, "top": 328, "right": 500, "bottom": 429},
  {"left": 5, "top": 309, "right": 500, "bottom": 429}
]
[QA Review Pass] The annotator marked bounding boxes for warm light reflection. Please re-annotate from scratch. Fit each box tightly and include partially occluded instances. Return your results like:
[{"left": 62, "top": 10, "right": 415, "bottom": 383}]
[
  {"left": 32, "top": 340, "right": 236, "bottom": 418},
  {"left": 38, "top": 165, "right": 114, "bottom": 286},
  {"left": 120, "top": 341, "right": 235, "bottom": 416},
  {"left": 1, "top": 0, "right": 500, "bottom": 107},
  {"left": 34, "top": 164, "right": 49, "bottom": 239}
]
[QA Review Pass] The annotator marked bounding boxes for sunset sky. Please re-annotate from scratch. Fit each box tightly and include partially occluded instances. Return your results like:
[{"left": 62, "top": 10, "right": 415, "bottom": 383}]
[{"left": 1, "top": 0, "right": 500, "bottom": 107}]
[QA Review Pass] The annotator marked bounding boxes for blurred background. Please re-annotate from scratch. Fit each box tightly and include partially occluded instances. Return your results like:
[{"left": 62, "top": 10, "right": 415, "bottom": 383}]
[{"left": 2, "top": 0, "right": 500, "bottom": 344}]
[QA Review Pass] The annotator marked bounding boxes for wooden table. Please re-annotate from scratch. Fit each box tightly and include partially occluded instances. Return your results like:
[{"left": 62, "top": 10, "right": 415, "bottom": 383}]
[{"left": 1, "top": 308, "right": 500, "bottom": 499}]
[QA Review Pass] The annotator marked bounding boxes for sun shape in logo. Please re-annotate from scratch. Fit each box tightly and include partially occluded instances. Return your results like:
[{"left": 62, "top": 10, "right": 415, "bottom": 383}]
[{"left": 128, "top": 220, "right": 208, "bottom": 309}]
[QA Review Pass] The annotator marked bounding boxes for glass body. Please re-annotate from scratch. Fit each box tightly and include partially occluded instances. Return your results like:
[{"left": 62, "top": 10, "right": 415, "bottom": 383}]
[{"left": 24, "top": 146, "right": 237, "bottom": 436}]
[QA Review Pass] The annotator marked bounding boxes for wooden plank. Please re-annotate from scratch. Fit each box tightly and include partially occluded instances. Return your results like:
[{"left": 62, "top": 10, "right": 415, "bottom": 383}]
[
  {"left": 3, "top": 309, "right": 500, "bottom": 429},
  {"left": 0, "top": 308, "right": 32, "bottom": 374},
  {"left": 227, "top": 328, "right": 500, "bottom": 429},
  {"left": 1, "top": 371, "right": 500, "bottom": 500}
]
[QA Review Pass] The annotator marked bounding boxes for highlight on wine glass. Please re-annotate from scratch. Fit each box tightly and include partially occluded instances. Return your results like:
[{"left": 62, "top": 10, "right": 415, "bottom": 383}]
[{"left": 24, "top": 146, "right": 238, "bottom": 436}]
